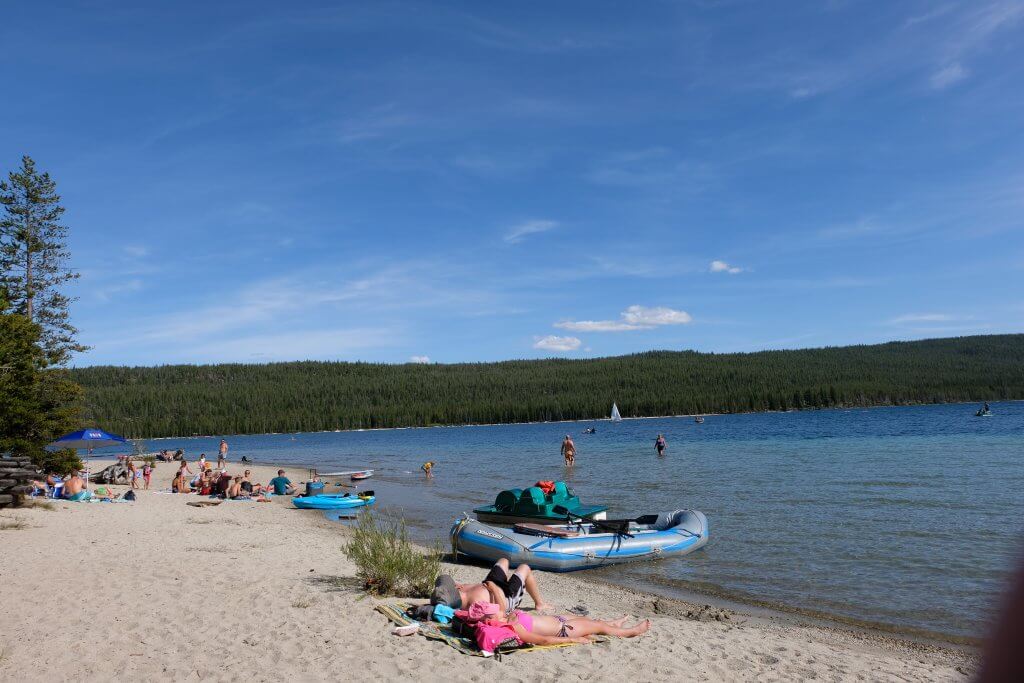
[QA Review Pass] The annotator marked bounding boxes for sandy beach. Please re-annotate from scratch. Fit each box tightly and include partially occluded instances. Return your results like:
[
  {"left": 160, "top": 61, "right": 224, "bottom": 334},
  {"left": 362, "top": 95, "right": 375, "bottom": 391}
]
[{"left": 0, "top": 459, "right": 976, "bottom": 682}]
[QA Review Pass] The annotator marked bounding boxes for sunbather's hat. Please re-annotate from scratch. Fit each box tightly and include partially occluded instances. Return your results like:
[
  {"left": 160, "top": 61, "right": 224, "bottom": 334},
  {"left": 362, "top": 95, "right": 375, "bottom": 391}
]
[{"left": 430, "top": 574, "right": 461, "bottom": 609}]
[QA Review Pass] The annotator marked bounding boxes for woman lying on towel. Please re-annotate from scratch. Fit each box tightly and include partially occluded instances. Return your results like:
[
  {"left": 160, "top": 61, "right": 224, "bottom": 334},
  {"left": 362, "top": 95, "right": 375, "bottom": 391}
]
[{"left": 461, "top": 602, "right": 650, "bottom": 649}]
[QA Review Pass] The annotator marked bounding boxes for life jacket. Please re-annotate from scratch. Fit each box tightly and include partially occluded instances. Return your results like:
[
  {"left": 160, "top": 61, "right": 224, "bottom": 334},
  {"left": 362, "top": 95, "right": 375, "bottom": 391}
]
[{"left": 535, "top": 480, "right": 555, "bottom": 495}]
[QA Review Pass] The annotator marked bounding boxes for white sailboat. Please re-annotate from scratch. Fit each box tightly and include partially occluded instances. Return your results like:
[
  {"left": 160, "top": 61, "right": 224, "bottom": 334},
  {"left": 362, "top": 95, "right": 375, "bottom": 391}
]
[{"left": 610, "top": 402, "right": 622, "bottom": 421}]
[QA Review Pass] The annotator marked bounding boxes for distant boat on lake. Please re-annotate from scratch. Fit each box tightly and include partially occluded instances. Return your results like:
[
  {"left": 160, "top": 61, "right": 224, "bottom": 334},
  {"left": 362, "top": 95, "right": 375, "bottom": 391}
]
[{"left": 610, "top": 403, "right": 622, "bottom": 422}]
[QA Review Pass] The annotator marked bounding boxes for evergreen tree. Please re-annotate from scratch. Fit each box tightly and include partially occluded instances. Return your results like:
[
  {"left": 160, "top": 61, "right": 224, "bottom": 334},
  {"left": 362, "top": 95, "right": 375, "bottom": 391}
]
[
  {"left": 0, "top": 292, "right": 82, "bottom": 472},
  {"left": 0, "top": 155, "right": 85, "bottom": 365},
  {"left": 69, "top": 334, "right": 1024, "bottom": 438}
]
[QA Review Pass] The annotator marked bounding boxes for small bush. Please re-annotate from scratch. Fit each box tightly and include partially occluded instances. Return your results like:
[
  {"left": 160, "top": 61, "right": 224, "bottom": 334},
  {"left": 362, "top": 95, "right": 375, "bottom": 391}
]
[
  {"left": 343, "top": 509, "right": 442, "bottom": 597},
  {"left": 30, "top": 448, "right": 82, "bottom": 477}
]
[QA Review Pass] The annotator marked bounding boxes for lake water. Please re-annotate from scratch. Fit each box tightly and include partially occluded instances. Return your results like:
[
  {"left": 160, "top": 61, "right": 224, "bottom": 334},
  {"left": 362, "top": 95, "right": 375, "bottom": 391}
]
[{"left": 137, "top": 401, "right": 1024, "bottom": 641}]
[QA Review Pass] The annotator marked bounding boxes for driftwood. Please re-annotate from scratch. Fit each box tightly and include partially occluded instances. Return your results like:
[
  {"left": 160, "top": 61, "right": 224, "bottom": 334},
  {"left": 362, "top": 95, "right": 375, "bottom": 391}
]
[{"left": 89, "top": 462, "right": 132, "bottom": 485}]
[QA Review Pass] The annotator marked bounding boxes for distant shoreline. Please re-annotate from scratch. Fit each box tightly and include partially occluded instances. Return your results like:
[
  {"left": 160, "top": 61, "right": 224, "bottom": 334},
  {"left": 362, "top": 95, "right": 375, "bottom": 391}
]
[{"left": 140, "top": 398, "right": 1010, "bottom": 442}]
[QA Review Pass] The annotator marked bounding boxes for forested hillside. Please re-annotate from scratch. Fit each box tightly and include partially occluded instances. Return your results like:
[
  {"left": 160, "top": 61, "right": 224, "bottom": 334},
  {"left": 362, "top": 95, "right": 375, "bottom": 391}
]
[{"left": 71, "top": 335, "right": 1024, "bottom": 438}]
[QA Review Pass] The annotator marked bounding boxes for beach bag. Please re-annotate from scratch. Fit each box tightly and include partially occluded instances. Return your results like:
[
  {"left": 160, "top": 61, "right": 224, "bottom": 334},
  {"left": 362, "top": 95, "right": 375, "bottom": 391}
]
[
  {"left": 473, "top": 622, "right": 522, "bottom": 656},
  {"left": 124, "top": 490, "right": 136, "bottom": 501}
]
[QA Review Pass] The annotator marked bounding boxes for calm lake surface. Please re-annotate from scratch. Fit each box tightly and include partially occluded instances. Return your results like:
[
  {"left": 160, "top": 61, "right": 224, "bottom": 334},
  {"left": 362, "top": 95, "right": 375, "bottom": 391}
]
[{"left": 139, "top": 402, "right": 1023, "bottom": 641}]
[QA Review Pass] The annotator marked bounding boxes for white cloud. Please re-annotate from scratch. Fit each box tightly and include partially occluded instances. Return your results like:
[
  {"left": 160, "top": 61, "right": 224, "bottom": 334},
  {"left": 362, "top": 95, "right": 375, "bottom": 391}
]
[
  {"left": 930, "top": 62, "right": 968, "bottom": 89},
  {"left": 555, "top": 305, "right": 692, "bottom": 333},
  {"left": 889, "top": 313, "right": 957, "bottom": 324},
  {"left": 710, "top": 260, "right": 743, "bottom": 274},
  {"left": 533, "top": 335, "right": 581, "bottom": 351},
  {"left": 504, "top": 219, "right": 559, "bottom": 244},
  {"left": 621, "top": 305, "right": 693, "bottom": 326},
  {"left": 409, "top": 355, "right": 430, "bottom": 363}
]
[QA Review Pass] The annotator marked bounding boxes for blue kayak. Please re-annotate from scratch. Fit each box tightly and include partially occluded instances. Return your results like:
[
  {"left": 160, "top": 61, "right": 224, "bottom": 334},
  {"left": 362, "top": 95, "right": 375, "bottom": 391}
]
[{"left": 293, "top": 493, "right": 375, "bottom": 510}]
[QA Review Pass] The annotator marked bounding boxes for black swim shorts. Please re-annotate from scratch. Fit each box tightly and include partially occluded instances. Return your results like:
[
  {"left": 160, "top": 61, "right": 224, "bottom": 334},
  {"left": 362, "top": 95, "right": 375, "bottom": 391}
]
[{"left": 483, "top": 564, "right": 524, "bottom": 613}]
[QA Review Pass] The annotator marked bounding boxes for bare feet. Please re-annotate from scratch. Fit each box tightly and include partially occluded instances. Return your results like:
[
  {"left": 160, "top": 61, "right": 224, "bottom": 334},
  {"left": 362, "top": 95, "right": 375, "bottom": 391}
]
[
  {"left": 628, "top": 619, "right": 651, "bottom": 637},
  {"left": 534, "top": 601, "right": 555, "bottom": 612},
  {"left": 608, "top": 616, "right": 629, "bottom": 627}
]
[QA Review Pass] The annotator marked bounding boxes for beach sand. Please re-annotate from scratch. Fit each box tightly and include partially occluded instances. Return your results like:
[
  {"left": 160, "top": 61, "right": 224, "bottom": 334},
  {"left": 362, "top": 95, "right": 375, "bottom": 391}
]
[{"left": 0, "top": 460, "right": 976, "bottom": 682}]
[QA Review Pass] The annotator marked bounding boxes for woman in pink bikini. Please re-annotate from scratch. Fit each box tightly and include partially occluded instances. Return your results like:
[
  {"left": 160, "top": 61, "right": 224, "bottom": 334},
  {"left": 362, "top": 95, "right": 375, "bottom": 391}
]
[{"left": 463, "top": 602, "right": 650, "bottom": 649}]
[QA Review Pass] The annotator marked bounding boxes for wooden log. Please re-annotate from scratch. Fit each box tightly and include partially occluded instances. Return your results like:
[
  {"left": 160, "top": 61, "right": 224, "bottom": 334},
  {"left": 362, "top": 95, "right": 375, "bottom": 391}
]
[
  {"left": 0, "top": 494, "right": 13, "bottom": 505},
  {"left": 0, "top": 479, "right": 16, "bottom": 487}
]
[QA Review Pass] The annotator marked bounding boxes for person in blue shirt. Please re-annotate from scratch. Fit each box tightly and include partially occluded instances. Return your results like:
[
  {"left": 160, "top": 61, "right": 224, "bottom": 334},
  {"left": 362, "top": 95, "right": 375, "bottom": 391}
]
[{"left": 268, "top": 469, "right": 296, "bottom": 495}]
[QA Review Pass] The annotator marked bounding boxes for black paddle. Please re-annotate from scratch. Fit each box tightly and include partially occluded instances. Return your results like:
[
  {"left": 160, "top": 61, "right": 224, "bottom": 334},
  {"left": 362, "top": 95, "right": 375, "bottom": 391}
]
[{"left": 552, "top": 505, "right": 635, "bottom": 538}]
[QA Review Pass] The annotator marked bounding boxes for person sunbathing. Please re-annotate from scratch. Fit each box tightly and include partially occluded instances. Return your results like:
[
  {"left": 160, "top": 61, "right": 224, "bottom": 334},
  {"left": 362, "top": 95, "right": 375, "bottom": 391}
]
[
  {"left": 196, "top": 471, "right": 214, "bottom": 495},
  {"left": 226, "top": 476, "right": 247, "bottom": 499},
  {"left": 240, "top": 470, "right": 261, "bottom": 496},
  {"left": 63, "top": 473, "right": 90, "bottom": 500},
  {"left": 472, "top": 602, "right": 650, "bottom": 644},
  {"left": 431, "top": 558, "right": 552, "bottom": 614},
  {"left": 171, "top": 472, "right": 188, "bottom": 493}
]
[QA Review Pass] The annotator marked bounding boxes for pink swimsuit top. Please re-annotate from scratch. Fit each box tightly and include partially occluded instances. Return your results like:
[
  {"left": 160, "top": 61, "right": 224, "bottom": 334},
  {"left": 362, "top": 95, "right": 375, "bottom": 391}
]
[{"left": 512, "top": 610, "right": 533, "bottom": 632}]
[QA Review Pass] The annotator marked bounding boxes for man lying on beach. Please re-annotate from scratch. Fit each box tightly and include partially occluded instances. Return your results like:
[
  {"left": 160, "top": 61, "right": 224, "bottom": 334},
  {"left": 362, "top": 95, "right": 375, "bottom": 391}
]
[{"left": 431, "top": 558, "right": 552, "bottom": 615}]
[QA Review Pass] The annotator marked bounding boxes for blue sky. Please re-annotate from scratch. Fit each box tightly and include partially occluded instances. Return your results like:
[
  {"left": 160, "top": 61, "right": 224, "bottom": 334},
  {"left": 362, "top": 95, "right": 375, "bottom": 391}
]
[{"left": 3, "top": 0, "right": 1023, "bottom": 366}]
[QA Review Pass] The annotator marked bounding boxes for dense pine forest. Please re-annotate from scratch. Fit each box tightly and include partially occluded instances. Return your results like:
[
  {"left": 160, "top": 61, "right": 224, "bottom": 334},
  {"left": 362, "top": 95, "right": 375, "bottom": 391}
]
[{"left": 70, "top": 334, "right": 1024, "bottom": 438}]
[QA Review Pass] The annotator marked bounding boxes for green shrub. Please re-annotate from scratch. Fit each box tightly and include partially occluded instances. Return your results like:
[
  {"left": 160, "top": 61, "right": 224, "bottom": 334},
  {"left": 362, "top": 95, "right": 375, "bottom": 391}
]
[
  {"left": 342, "top": 509, "right": 442, "bottom": 597},
  {"left": 30, "top": 448, "right": 82, "bottom": 476}
]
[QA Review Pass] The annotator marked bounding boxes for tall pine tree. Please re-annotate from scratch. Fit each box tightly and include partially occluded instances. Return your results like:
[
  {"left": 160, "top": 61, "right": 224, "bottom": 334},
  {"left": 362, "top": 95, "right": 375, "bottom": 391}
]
[{"left": 0, "top": 155, "right": 86, "bottom": 365}]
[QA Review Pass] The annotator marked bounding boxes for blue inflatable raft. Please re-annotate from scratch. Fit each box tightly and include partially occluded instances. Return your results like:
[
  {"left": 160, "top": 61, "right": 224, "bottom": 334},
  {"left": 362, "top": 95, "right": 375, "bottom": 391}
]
[
  {"left": 293, "top": 492, "right": 375, "bottom": 510},
  {"left": 451, "top": 509, "right": 708, "bottom": 572}
]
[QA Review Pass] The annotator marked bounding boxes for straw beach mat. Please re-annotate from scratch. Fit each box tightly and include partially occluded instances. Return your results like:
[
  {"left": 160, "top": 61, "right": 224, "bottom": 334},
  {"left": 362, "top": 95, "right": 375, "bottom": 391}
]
[{"left": 375, "top": 602, "right": 607, "bottom": 657}]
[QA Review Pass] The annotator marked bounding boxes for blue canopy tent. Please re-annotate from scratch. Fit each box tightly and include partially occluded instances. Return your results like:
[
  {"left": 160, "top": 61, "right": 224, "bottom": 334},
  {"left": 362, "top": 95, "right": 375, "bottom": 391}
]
[{"left": 49, "top": 429, "right": 130, "bottom": 488}]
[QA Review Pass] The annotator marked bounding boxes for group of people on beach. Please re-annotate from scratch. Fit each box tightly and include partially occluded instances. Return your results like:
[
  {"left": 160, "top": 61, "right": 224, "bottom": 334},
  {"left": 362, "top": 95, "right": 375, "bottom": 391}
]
[
  {"left": 427, "top": 558, "right": 650, "bottom": 649},
  {"left": 560, "top": 432, "right": 669, "bottom": 465},
  {"left": 170, "top": 454, "right": 294, "bottom": 500}
]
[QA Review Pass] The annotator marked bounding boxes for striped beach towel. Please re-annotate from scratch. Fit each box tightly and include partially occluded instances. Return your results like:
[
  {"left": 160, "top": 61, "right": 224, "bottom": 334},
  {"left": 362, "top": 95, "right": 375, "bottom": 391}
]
[{"left": 374, "top": 602, "right": 605, "bottom": 657}]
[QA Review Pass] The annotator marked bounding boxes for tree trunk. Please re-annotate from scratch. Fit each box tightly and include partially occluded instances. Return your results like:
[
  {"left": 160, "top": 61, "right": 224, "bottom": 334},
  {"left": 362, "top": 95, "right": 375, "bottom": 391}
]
[{"left": 26, "top": 246, "right": 33, "bottom": 321}]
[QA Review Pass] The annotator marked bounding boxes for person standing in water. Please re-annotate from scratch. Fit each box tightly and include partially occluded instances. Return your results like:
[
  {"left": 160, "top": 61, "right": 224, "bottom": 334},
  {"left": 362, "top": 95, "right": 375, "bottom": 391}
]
[
  {"left": 655, "top": 434, "right": 667, "bottom": 456},
  {"left": 422, "top": 461, "right": 435, "bottom": 478},
  {"left": 218, "top": 439, "right": 229, "bottom": 468},
  {"left": 561, "top": 435, "right": 576, "bottom": 466}
]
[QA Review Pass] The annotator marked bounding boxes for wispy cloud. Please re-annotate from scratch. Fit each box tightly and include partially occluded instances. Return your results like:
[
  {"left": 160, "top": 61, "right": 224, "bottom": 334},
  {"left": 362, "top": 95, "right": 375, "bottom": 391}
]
[
  {"left": 888, "top": 313, "right": 957, "bottom": 324},
  {"left": 505, "top": 219, "right": 559, "bottom": 244},
  {"left": 93, "top": 278, "right": 144, "bottom": 302},
  {"left": 533, "top": 335, "right": 581, "bottom": 351},
  {"left": 709, "top": 260, "right": 743, "bottom": 274},
  {"left": 123, "top": 245, "right": 149, "bottom": 258},
  {"left": 409, "top": 355, "right": 431, "bottom": 363},
  {"left": 930, "top": 62, "right": 969, "bottom": 89},
  {"left": 587, "top": 147, "right": 713, "bottom": 195},
  {"left": 555, "top": 305, "right": 692, "bottom": 332},
  {"left": 555, "top": 320, "right": 646, "bottom": 332}
]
